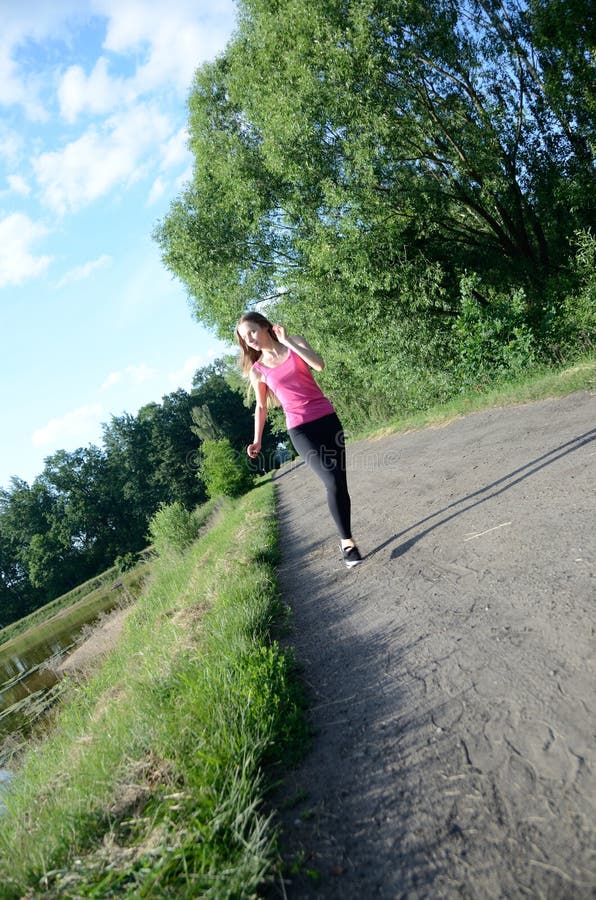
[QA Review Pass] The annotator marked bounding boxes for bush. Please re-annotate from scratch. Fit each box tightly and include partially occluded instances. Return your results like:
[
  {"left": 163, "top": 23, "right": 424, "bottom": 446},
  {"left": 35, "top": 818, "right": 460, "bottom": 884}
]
[
  {"left": 199, "top": 438, "right": 254, "bottom": 499},
  {"left": 451, "top": 276, "right": 536, "bottom": 388},
  {"left": 147, "top": 501, "right": 202, "bottom": 556},
  {"left": 545, "top": 230, "right": 596, "bottom": 359},
  {"left": 113, "top": 551, "right": 138, "bottom": 574}
]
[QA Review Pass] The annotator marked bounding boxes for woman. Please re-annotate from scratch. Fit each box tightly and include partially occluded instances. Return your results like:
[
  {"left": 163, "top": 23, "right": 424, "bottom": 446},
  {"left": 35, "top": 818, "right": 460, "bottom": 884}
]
[{"left": 236, "top": 311, "right": 362, "bottom": 568}]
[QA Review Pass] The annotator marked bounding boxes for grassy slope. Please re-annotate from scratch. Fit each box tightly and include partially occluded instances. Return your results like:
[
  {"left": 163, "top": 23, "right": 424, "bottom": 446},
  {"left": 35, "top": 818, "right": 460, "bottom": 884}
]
[
  {"left": 356, "top": 359, "right": 596, "bottom": 442},
  {"left": 0, "top": 483, "right": 305, "bottom": 899}
]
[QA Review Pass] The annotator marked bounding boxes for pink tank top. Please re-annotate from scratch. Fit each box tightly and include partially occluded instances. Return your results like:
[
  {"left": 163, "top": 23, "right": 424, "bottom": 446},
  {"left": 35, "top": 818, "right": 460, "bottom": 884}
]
[{"left": 252, "top": 348, "right": 335, "bottom": 429}]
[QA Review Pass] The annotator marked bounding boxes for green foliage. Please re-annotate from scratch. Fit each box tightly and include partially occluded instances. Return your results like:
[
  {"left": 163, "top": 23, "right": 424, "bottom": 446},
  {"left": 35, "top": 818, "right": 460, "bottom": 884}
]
[
  {"left": 157, "top": 0, "right": 595, "bottom": 340},
  {"left": 273, "top": 255, "right": 455, "bottom": 428},
  {"left": 451, "top": 276, "right": 537, "bottom": 388},
  {"left": 0, "top": 366, "right": 250, "bottom": 627},
  {"left": 545, "top": 230, "right": 596, "bottom": 358},
  {"left": 147, "top": 501, "right": 203, "bottom": 556},
  {"left": 113, "top": 551, "right": 138, "bottom": 575},
  {"left": 4, "top": 1, "right": 595, "bottom": 629},
  {"left": 235, "top": 643, "right": 307, "bottom": 764},
  {"left": 200, "top": 438, "right": 255, "bottom": 499},
  {"left": 153, "top": 0, "right": 594, "bottom": 433}
]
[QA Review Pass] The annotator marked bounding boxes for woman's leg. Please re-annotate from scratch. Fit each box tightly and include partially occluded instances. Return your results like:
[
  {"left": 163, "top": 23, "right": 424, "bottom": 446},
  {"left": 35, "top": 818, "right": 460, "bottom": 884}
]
[{"left": 289, "top": 414, "right": 353, "bottom": 540}]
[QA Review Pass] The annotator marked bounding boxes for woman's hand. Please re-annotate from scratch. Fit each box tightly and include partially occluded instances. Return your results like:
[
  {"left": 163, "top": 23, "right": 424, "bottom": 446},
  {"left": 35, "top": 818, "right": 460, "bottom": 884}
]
[
  {"left": 247, "top": 441, "right": 261, "bottom": 459},
  {"left": 273, "top": 325, "right": 325, "bottom": 371},
  {"left": 272, "top": 323, "right": 289, "bottom": 345}
]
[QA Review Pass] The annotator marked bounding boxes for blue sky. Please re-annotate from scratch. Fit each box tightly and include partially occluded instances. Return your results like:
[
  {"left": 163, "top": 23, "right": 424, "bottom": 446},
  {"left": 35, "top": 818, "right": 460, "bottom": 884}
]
[{"left": 0, "top": 0, "right": 239, "bottom": 490}]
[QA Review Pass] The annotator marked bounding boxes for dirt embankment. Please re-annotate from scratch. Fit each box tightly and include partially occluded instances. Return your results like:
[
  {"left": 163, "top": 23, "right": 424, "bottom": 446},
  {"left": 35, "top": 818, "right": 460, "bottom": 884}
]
[{"left": 56, "top": 605, "right": 135, "bottom": 676}]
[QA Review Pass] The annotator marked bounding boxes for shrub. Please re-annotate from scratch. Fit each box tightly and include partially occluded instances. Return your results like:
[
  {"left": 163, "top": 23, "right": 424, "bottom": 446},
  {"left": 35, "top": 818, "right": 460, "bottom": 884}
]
[
  {"left": 545, "top": 230, "right": 596, "bottom": 359},
  {"left": 113, "top": 551, "right": 138, "bottom": 574},
  {"left": 147, "top": 501, "right": 202, "bottom": 556},
  {"left": 199, "top": 438, "right": 254, "bottom": 499},
  {"left": 451, "top": 276, "right": 536, "bottom": 388}
]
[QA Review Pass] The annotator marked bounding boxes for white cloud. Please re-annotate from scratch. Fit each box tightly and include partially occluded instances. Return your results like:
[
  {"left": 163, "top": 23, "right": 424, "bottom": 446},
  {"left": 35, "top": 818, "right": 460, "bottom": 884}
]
[
  {"left": 160, "top": 127, "right": 190, "bottom": 170},
  {"left": 54, "top": 253, "right": 112, "bottom": 288},
  {"left": 0, "top": 1, "right": 87, "bottom": 119},
  {"left": 6, "top": 174, "right": 31, "bottom": 196},
  {"left": 147, "top": 176, "right": 166, "bottom": 205},
  {"left": 124, "top": 363, "right": 157, "bottom": 384},
  {"left": 96, "top": 0, "right": 236, "bottom": 93},
  {"left": 101, "top": 371, "right": 122, "bottom": 391},
  {"left": 126, "top": 363, "right": 156, "bottom": 384},
  {"left": 0, "top": 129, "right": 23, "bottom": 165},
  {"left": 167, "top": 355, "right": 203, "bottom": 389},
  {"left": 58, "top": 56, "right": 132, "bottom": 122},
  {"left": 33, "top": 104, "right": 172, "bottom": 213},
  {"left": 0, "top": 213, "right": 52, "bottom": 288},
  {"left": 1, "top": 2, "right": 236, "bottom": 124},
  {"left": 32, "top": 403, "right": 104, "bottom": 448},
  {"left": 0, "top": 40, "right": 47, "bottom": 121},
  {"left": 56, "top": 3, "right": 236, "bottom": 124},
  {"left": 101, "top": 363, "right": 157, "bottom": 391},
  {"left": 167, "top": 352, "right": 220, "bottom": 390}
]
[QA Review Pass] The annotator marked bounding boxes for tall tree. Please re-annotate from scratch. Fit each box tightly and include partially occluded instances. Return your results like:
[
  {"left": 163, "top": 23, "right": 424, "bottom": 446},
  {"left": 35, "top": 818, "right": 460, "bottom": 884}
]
[
  {"left": 0, "top": 481, "right": 47, "bottom": 624},
  {"left": 155, "top": 0, "right": 595, "bottom": 335}
]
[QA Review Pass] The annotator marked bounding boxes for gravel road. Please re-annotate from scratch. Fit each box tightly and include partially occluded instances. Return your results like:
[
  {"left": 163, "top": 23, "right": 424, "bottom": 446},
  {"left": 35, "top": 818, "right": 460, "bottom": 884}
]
[{"left": 272, "top": 390, "right": 595, "bottom": 899}]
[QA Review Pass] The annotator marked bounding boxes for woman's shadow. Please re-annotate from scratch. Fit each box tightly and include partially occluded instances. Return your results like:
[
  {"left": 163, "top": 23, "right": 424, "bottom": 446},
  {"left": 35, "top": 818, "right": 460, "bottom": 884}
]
[{"left": 365, "top": 427, "right": 596, "bottom": 560}]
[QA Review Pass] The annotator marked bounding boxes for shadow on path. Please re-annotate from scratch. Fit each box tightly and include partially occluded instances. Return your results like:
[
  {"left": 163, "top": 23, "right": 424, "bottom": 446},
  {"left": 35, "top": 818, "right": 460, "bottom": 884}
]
[{"left": 360, "top": 428, "right": 596, "bottom": 560}]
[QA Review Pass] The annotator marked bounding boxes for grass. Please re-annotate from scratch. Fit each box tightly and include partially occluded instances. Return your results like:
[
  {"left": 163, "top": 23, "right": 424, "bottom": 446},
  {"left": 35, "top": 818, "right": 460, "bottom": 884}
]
[
  {"left": 0, "top": 484, "right": 306, "bottom": 899},
  {"left": 352, "top": 357, "right": 596, "bottom": 443}
]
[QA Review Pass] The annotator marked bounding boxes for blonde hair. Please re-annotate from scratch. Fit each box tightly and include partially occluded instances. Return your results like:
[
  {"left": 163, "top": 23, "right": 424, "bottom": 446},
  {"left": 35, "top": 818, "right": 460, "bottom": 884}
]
[{"left": 236, "top": 312, "right": 281, "bottom": 408}]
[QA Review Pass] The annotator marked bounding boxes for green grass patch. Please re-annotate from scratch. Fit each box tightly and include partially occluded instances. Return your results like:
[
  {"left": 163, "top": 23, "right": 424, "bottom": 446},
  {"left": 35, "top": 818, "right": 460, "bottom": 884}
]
[
  {"left": 354, "top": 357, "right": 596, "bottom": 443},
  {"left": 0, "top": 484, "right": 307, "bottom": 899}
]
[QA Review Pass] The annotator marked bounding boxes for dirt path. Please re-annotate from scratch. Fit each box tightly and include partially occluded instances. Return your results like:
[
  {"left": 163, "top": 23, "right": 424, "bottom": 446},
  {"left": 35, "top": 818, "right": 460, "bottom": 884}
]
[{"left": 273, "top": 390, "right": 595, "bottom": 899}]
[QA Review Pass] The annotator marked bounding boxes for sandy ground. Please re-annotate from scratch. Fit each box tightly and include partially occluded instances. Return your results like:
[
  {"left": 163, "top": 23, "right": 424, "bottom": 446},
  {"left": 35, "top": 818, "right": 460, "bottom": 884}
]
[
  {"left": 272, "top": 390, "right": 595, "bottom": 899},
  {"left": 56, "top": 605, "right": 135, "bottom": 676}
]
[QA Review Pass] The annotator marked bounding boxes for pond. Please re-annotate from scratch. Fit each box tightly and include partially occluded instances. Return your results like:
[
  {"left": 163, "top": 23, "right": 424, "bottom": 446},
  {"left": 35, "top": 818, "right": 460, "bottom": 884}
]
[{"left": 0, "top": 583, "right": 132, "bottom": 811}]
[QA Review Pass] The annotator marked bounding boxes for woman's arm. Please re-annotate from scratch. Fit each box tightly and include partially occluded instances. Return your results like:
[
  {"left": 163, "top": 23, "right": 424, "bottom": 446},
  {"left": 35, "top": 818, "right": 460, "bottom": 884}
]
[
  {"left": 247, "top": 375, "right": 268, "bottom": 458},
  {"left": 272, "top": 324, "right": 325, "bottom": 371}
]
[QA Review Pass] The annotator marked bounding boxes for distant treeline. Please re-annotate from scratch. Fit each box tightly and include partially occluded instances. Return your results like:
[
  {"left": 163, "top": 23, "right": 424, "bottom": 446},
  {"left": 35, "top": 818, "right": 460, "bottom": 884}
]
[
  {"left": 0, "top": 361, "right": 280, "bottom": 628},
  {"left": 155, "top": 0, "right": 594, "bottom": 425}
]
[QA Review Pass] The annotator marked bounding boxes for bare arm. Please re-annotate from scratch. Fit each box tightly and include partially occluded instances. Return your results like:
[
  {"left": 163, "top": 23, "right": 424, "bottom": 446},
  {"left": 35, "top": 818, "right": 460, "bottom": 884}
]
[
  {"left": 272, "top": 324, "right": 325, "bottom": 371},
  {"left": 247, "top": 374, "right": 268, "bottom": 458}
]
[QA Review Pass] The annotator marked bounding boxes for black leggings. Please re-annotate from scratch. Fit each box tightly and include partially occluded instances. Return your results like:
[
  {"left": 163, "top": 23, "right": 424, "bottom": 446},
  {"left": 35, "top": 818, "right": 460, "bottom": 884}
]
[{"left": 288, "top": 412, "right": 352, "bottom": 540}]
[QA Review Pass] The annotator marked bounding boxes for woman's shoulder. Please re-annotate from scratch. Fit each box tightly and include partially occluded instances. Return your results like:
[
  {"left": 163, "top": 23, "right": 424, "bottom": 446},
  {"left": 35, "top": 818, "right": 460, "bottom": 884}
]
[{"left": 250, "top": 362, "right": 264, "bottom": 381}]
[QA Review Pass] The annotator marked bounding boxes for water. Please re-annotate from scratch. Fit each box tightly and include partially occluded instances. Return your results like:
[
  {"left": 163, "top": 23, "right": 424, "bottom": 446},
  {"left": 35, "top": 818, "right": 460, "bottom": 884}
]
[
  {"left": 0, "top": 589, "right": 128, "bottom": 762},
  {"left": 0, "top": 567, "right": 151, "bottom": 819}
]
